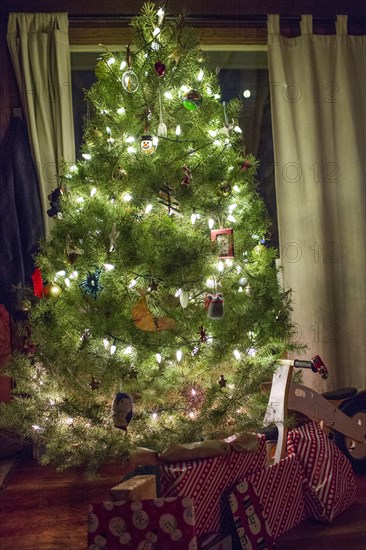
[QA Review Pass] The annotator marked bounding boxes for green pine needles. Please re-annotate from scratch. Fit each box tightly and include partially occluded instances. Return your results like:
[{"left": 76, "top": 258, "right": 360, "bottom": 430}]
[{"left": 1, "top": 2, "right": 299, "bottom": 475}]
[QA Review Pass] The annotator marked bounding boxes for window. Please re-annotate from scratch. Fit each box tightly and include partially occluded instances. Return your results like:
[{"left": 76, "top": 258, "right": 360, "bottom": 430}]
[{"left": 70, "top": 48, "right": 278, "bottom": 247}]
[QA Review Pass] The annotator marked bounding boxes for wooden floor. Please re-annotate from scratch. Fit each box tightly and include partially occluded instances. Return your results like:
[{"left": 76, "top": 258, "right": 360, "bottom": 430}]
[{"left": 0, "top": 456, "right": 365, "bottom": 550}]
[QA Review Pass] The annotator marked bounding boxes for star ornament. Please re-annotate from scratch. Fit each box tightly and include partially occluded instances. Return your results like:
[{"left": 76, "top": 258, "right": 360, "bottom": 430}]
[{"left": 79, "top": 269, "right": 104, "bottom": 299}]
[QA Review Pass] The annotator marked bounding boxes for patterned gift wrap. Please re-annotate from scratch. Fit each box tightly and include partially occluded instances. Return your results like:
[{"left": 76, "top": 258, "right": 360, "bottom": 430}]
[
  {"left": 87, "top": 496, "right": 197, "bottom": 549},
  {"left": 287, "top": 421, "right": 356, "bottom": 522},
  {"left": 160, "top": 434, "right": 267, "bottom": 536},
  {"left": 228, "top": 453, "right": 306, "bottom": 548}
]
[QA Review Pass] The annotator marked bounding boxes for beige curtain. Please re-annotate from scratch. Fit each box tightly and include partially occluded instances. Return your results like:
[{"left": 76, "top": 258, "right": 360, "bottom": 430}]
[
  {"left": 268, "top": 15, "right": 366, "bottom": 392},
  {"left": 7, "top": 13, "right": 75, "bottom": 236}
]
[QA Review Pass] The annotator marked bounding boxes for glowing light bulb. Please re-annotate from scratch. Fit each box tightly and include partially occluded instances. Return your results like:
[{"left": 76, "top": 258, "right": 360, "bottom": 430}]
[
  {"left": 126, "top": 136, "right": 135, "bottom": 143},
  {"left": 176, "top": 349, "right": 183, "bottom": 362},
  {"left": 208, "top": 218, "right": 215, "bottom": 229},
  {"left": 145, "top": 204, "right": 153, "bottom": 214},
  {"left": 153, "top": 27, "right": 160, "bottom": 37},
  {"left": 76, "top": 197, "right": 84, "bottom": 203},
  {"left": 32, "top": 425, "right": 42, "bottom": 431},
  {"left": 55, "top": 270, "right": 66, "bottom": 277},
  {"left": 128, "top": 279, "right": 137, "bottom": 289},
  {"left": 227, "top": 215, "right": 237, "bottom": 223},
  {"left": 217, "top": 260, "right": 224, "bottom": 272},
  {"left": 233, "top": 349, "right": 241, "bottom": 360},
  {"left": 127, "top": 146, "right": 136, "bottom": 154},
  {"left": 64, "top": 278, "right": 71, "bottom": 287},
  {"left": 197, "top": 69, "right": 204, "bottom": 81},
  {"left": 181, "top": 85, "right": 189, "bottom": 93},
  {"left": 191, "top": 388, "right": 197, "bottom": 396},
  {"left": 206, "top": 87, "right": 212, "bottom": 95},
  {"left": 175, "top": 288, "right": 181, "bottom": 297},
  {"left": 152, "top": 412, "right": 158, "bottom": 420},
  {"left": 69, "top": 164, "right": 78, "bottom": 173},
  {"left": 103, "top": 338, "right": 109, "bottom": 349},
  {"left": 209, "top": 130, "right": 217, "bottom": 137},
  {"left": 189, "top": 411, "right": 195, "bottom": 418},
  {"left": 124, "top": 346, "right": 133, "bottom": 355},
  {"left": 103, "top": 263, "right": 115, "bottom": 271},
  {"left": 243, "top": 89, "right": 251, "bottom": 98},
  {"left": 213, "top": 139, "right": 221, "bottom": 146},
  {"left": 107, "top": 57, "right": 115, "bottom": 66},
  {"left": 120, "top": 61, "right": 127, "bottom": 71},
  {"left": 175, "top": 125, "right": 181, "bottom": 136},
  {"left": 90, "top": 187, "right": 97, "bottom": 197},
  {"left": 123, "top": 193, "right": 132, "bottom": 202},
  {"left": 233, "top": 184, "right": 240, "bottom": 192},
  {"left": 206, "top": 278, "right": 215, "bottom": 288},
  {"left": 164, "top": 91, "right": 173, "bottom": 99},
  {"left": 234, "top": 126, "right": 242, "bottom": 133},
  {"left": 110, "top": 343, "right": 116, "bottom": 355},
  {"left": 82, "top": 153, "right": 91, "bottom": 160},
  {"left": 228, "top": 203, "right": 237, "bottom": 212},
  {"left": 156, "top": 353, "right": 162, "bottom": 364},
  {"left": 117, "top": 107, "right": 125, "bottom": 115},
  {"left": 191, "top": 212, "right": 197, "bottom": 224},
  {"left": 106, "top": 126, "right": 111, "bottom": 135}
]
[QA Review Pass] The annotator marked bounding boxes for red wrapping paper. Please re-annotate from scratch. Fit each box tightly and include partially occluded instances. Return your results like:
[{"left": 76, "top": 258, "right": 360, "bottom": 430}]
[
  {"left": 286, "top": 421, "right": 356, "bottom": 522},
  {"left": 160, "top": 434, "right": 267, "bottom": 536}
]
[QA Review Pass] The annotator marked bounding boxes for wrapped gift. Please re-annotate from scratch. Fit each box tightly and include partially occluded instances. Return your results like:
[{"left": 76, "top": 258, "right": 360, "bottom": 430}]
[
  {"left": 228, "top": 453, "right": 306, "bottom": 548},
  {"left": 287, "top": 421, "right": 356, "bottom": 522},
  {"left": 160, "top": 434, "right": 267, "bottom": 536},
  {"left": 87, "top": 497, "right": 197, "bottom": 549}
]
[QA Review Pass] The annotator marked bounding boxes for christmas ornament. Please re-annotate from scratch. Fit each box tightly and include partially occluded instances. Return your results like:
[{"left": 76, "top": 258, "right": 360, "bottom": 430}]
[
  {"left": 179, "top": 290, "right": 189, "bottom": 308},
  {"left": 121, "top": 45, "right": 139, "bottom": 93},
  {"left": 32, "top": 267, "right": 43, "bottom": 298},
  {"left": 43, "top": 282, "right": 62, "bottom": 299},
  {"left": 218, "top": 101, "right": 235, "bottom": 136},
  {"left": 183, "top": 89, "right": 202, "bottom": 110},
  {"left": 132, "top": 296, "right": 176, "bottom": 332},
  {"left": 79, "top": 269, "right": 104, "bottom": 299},
  {"left": 217, "top": 181, "right": 232, "bottom": 197},
  {"left": 181, "top": 166, "right": 192, "bottom": 186},
  {"left": 218, "top": 374, "right": 227, "bottom": 388},
  {"left": 211, "top": 228, "right": 234, "bottom": 258},
  {"left": 159, "top": 184, "right": 180, "bottom": 215},
  {"left": 121, "top": 70, "right": 139, "bottom": 93},
  {"left": 47, "top": 186, "right": 63, "bottom": 218},
  {"left": 158, "top": 90, "right": 167, "bottom": 137},
  {"left": 140, "top": 134, "right": 157, "bottom": 155},
  {"left": 241, "top": 160, "right": 251, "bottom": 171},
  {"left": 66, "top": 236, "right": 84, "bottom": 264},
  {"left": 109, "top": 223, "right": 120, "bottom": 252},
  {"left": 154, "top": 61, "right": 166, "bottom": 76},
  {"left": 112, "top": 392, "right": 134, "bottom": 430},
  {"left": 89, "top": 377, "right": 101, "bottom": 390},
  {"left": 206, "top": 293, "right": 224, "bottom": 319}
]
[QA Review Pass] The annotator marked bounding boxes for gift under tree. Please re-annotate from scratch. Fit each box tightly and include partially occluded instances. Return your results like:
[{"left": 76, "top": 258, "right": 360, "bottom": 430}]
[{"left": 1, "top": 2, "right": 296, "bottom": 475}]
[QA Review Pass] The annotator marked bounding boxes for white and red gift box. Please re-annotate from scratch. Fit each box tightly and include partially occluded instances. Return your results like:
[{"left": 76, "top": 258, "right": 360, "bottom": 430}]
[
  {"left": 87, "top": 496, "right": 197, "bottom": 549},
  {"left": 228, "top": 453, "right": 306, "bottom": 548},
  {"left": 286, "top": 420, "right": 356, "bottom": 522},
  {"left": 160, "top": 434, "right": 267, "bottom": 537}
]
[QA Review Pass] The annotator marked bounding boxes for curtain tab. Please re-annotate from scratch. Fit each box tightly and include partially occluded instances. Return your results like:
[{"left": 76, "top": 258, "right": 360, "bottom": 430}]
[
  {"left": 267, "top": 14, "right": 280, "bottom": 35},
  {"left": 300, "top": 15, "right": 313, "bottom": 35},
  {"left": 336, "top": 15, "right": 348, "bottom": 35}
]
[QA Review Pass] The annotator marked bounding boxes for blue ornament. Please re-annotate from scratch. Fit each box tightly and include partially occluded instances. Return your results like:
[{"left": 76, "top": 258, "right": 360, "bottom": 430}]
[
  {"left": 79, "top": 269, "right": 103, "bottom": 299},
  {"left": 112, "top": 392, "right": 134, "bottom": 430}
]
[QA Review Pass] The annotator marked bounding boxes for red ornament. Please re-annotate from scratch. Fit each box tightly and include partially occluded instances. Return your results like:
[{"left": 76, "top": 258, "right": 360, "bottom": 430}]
[
  {"left": 241, "top": 160, "right": 251, "bottom": 171},
  {"left": 154, "top": 61, "right": 166, "bottom": 76},
  {"left": 181, "top": 166, "right": 192, "bottom": 186},
  {"left": 32, "top": 267, "right": 43, "bottom": 298}
]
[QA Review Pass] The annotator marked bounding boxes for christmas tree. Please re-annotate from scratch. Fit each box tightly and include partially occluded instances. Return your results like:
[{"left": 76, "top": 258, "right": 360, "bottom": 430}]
[{"left": 1, "top": 3, "right": 296, "bottom": 474}]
